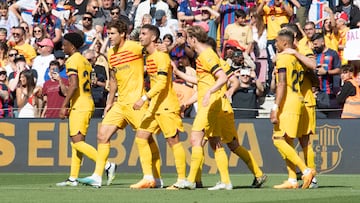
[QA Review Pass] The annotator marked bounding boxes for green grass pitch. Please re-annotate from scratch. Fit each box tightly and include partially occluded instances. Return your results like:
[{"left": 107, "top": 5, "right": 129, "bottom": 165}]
[{"left": 0, "top": 173, "right": 359, "bottom": 203}]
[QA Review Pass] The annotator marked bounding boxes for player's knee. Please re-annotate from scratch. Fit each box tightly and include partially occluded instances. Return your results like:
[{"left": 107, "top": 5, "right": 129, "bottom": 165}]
[{"left": 227, "top": 139, "right": 239, "bottom": 152}]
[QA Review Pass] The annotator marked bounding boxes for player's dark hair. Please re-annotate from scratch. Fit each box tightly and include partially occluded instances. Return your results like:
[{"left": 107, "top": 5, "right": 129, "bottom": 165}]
[
  {"left": 141, "top": 24, "right": 160, "bottom": 42},
  {"left": 107, "top": 19, "right": 128, "bottom": 38},
  {"left": 311, "top": 33, "right": 324, "bottom": 42},
  {"left": 277, "top": 29, "right": 294, "bottom": 45}
]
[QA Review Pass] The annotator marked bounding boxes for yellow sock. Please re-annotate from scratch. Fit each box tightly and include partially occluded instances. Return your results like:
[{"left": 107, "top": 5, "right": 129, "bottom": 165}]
[
  {"left": 303, "top": 145, "right": 316, "bottom": 170},
  {"left": 195, "top": 152, "right": 204, "bottom": 183},
  {"left": 72, "top": 141, "right": 97, "bottom": 162},
  {"left": 70, "top": 142, "right": 83, "bottom": 179},
  {"left": 286, "top": 159, "right": 297, "bottom": 180},
  {"left": 187, "top": 146, "right": 203, "bottom": 183},
  {"left": 135, "top": 137, "right": 153, "bottom": 176},
  {"left": 233, "top": 146, "right": 263, "bottom": 177},
  {"left": 149, "top": 140, "right": 161, "bottom": 179},
  {"left": 172, "top": 142, "right": 186, "bottom": 179},
  {"left": 94, "top": 143, "right": 110, "bottom": 177},
  {"left": 273, "top": 139, "right": 307, "bottom": 172},
  {"left": 214, "top": 148, "right": 231, "bottom": 184}
]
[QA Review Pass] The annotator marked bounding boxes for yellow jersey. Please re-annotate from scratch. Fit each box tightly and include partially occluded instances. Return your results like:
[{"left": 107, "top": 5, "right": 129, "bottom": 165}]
[
  {"left": 108, "top": 40, "right": 146, "bottom": 105},
  {"left": 14, "top": 43, "right": 37, "bottom": 65},
  {"left": 66, "top": 52, "right": 94, "bottom": 111},
  {"left": 219, "top": 59, "right": 234, "bottom": 113},
  {"left": 297, "top": 44, "right": 316, "bottom": 107},
  {"left": 195, "top": 47, "right": 223, "bottom": 109},
  {"left": 275, "top": 53, "right": 304, "bottom": 114},
  {"left": 145, "top": 50, "right": 180, "bottom": 113},
  {"left": 263, "top": 5, "right": 291, "bottom": 40}
]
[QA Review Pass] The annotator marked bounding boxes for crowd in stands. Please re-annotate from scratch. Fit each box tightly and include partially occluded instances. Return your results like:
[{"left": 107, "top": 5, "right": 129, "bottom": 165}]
[{"left": 0, "top": 0, "right": 359, "bottom": 119}]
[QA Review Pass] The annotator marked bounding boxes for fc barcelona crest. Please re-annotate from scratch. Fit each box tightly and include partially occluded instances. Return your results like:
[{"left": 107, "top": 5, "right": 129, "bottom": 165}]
[
  {"left": 296, "top": 124, "right": 343, "bottom": 174},
  {"left": 313, "top": 124, "right": 343, "bottom": 174}
]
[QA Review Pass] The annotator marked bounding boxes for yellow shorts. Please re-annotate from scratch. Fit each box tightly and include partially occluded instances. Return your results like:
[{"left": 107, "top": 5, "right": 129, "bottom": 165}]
[
  {"left": 102, "top": 102, "right": 147, "bottom": 129},
  {"left": 192, "top": 99, "right": 222, "bottom": 138},
  {"left": 298, "top": 105, "right": 316, "bottom": 137},
  {"left": 214, "top": 111, "right": 237, "bottom": 143},
  {"left": 139, "top": 111, "right": 184, "bottom": 138},
  {"left": 69, "top": 109, "right": 93, "bottom": 136},
  {"left": 273, "top": 112, "right": 300, "bottom": 139}
]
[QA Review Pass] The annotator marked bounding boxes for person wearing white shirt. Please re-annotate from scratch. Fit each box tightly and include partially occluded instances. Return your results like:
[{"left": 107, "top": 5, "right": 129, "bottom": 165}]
[
  {"left": 32, "top": 38, "right": 55, "bottom": 87},
  {"left": 134, "top": 0, "right": 171, "bottom": 28},
  {"left": 154, "top": 9, "right": 178, "bottom": 40}
]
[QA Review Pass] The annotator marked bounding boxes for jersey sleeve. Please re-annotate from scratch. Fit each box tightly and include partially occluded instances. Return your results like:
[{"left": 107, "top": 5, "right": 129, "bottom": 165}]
[
  {"left": 66, "top": 58, "right": 78, "bottom": 76},
  {"left": 146, "top": 52, "right": 170, "bottom": 99}
]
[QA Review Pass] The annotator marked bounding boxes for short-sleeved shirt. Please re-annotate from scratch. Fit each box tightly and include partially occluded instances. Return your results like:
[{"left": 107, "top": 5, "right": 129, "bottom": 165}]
[
  {"left": 42, "top": 78, "right": 69, "bottom": 118},
  {"left": 315, "top": 48, "right": 341, "bottom": 95},
  {"left": 65, "top": 52, "right": 94, "bottom": 111},
  {"left": 145, "top": 50, "right": 180, "bottom": 113},
  {"left": 275, "top": 53, "right": 304, "bottom": 114},
  {"left": 224, "top": 23, "right": 253, "bottom": 50},
  {"left": 107, "top": 40, "right": 145, "bottom": 105},
  {"left": 14, "top": 43, "right": 37, "bottom": 65},
  {"left": 263, "top": 4, "right": 291, "bottom": 40}
]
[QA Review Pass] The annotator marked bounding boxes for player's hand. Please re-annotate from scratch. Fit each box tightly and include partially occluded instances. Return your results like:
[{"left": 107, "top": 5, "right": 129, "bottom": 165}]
[
  {"left": 103, "top": 103, "right": 113, "bottom": 117},
  {"left": 133, "top": 99, "right": 145, "bottom": 110},
  {"left": 59, "top": 106, "right": 68, "bottom": 119},
  {"left": 316, "top": 65, "right": 328, "bottom": 75},
  {"left": 202, "top": 91, "right": 211, "bottom": 107},
  {"left": 270, "top": 110, "right": 278, "bottom": 124}
]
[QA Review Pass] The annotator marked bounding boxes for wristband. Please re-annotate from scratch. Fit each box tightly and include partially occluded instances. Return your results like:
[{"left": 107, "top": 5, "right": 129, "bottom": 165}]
[
  {"left": 272, "top": 104, "right": 279, "bottom": 111},
  {"left": 141, "top": 95, "right": 148, "bottom": 101}
]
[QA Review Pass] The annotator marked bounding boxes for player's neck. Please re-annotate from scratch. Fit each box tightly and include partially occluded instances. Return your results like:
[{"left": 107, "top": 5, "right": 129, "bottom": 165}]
[{"left": 146, "top": 43, "right": 156, "bottom": 54}]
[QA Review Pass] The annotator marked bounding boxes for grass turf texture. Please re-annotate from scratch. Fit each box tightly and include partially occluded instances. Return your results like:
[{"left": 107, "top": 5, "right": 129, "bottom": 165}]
[{"left": 0, "top": 173, "right": 359, "bottom": 203}]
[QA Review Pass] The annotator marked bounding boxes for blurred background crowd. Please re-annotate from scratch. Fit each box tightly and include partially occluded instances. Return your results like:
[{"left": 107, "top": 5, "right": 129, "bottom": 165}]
[{"left": 0, "top": 0, "right": 359, "bottom": 119}]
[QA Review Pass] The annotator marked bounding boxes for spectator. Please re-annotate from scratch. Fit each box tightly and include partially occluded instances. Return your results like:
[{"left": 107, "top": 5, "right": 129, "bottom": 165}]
[
  {"left": 33, "top": 0, "right": 62, "bottom": 49},
  {"left": 44, "top": 50, "right": 68, "bottom": 81},
  {"left": 83, "top": 49, "right": 107, "bottom": 118},
  {"left": 322, "top": 7, "right": 338, "bottom": 52},
  {"left": 67, "top": 0, "right": 89, "bottom": 16},
  {"left": 8, "top": 0, "right": 37, "bottom": 26},
  {"left": 224, "top": 9, "right": 253, "bottom": 54},
  {"left": 154, "top": 9, "right": 178, "bottom": 40},
  {"left": 336, "top": 64, "right": 360, "bottom": 118},
  {"left": 0, "top": 28, "right": 7, "bottom": 42},
  {"left": 297, "top": 0, "right": 312, "bottom": 28},
  {"left": 215, "top": 0, "right": 248, "bottom": 51},
  {"left": 80, "top": 12, "right": 97, "bottom": 48},
  {"left": 311, "top": 33, "right": 342, "bottom": 118},
  {"left": 168, "top": 29, "right": 195, "bottom": 64},
  {"left": 16, "top": 69, "right": 42, "bottom": 118},
  {"left": 0, "top": 2, "right": 16, "bottom": 36},
  {"left": 4, "top": 48, "right": 18, "bottom": 77},
  {"left": 129, "top": 14, "right": 152, "bottom": 41},
  {"left": 134, "top": 0, "right": 171, "bottom": 28},
  {"left": 0, "top": 67, "right": 13, "bottom": 118},
  {"left": 32, "top": 38, "right": 55, "bottom": 86},
  {"left": 249, "top": 7, "right": 267, "bottom": 83},
  {"left": 85, "top": 0, "right": 106, "bottom": 33},
  {"left": 335, "top": 0, "right": 360, "bottom": 29},
  {"left": 100, "top": 0, "right": 117, "bottom": 23},
  {"left": 30, "top": 24, "right": 47, "bottom": 50},
  {"left": 299, "top": 22, "right": 316, "bottom": 53},
  {"left": 198, "top": 6, "right": 220, "bottom": 40},
  {"left": 0, "top": 41, "right": 8, "bottom": 67},
  {"left": 232, "top": 68, "right": 264, "bottom": 118},
  {"left": 335, "top": 11, "right": 350, "bottom": 65},
  {"left": 19, "top": 21, "right": 31, "bottom": 45},
  {"left": 41, "top": 60, "right": 68, "bottom": 118},
  {"left": 11, "top": 26, "right": 37, "bottom": 66},
  {"left": 257, "top": 0, "right": 293, "bottom": 93}
]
